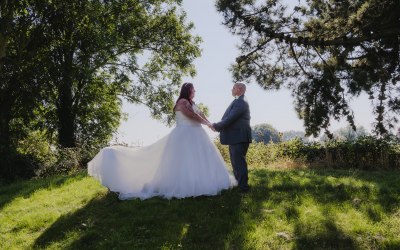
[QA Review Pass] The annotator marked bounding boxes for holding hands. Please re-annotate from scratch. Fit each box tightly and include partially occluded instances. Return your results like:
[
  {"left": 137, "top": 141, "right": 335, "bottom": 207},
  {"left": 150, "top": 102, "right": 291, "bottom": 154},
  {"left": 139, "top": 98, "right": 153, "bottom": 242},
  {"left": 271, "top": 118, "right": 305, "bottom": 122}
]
[{"left": 206, "top": 122, "right": 216, "bottom": 132}]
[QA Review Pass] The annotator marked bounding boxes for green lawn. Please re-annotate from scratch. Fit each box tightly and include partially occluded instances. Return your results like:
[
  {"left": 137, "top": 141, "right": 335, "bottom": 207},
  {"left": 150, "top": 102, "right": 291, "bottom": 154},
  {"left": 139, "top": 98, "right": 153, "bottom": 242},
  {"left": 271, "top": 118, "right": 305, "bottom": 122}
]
[{"left": 1, "top": 168, "right": 400, "bottom": 249}]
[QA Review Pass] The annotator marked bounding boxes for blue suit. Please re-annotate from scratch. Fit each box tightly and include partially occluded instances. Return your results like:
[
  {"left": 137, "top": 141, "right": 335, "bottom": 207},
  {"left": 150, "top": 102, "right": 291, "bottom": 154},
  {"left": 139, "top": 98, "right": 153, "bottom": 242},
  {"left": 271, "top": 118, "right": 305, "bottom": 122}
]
[{"left": 213, "top": 95, "right": 252, "bottom": 191}]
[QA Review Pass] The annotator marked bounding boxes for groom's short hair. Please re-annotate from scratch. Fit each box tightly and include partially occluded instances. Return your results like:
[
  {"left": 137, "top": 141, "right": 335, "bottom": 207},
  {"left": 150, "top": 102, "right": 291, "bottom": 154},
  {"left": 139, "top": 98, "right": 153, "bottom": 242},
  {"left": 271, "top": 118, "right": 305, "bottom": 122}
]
[{"left": 235, "top": 82, "right": 246, "bottom": 93}]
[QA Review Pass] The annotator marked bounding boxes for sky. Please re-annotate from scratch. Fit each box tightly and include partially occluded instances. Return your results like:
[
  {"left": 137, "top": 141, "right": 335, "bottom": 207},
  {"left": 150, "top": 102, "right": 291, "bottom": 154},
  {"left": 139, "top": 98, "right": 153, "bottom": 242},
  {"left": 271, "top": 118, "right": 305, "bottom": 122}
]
[{"left": 115, "top": 0, "right": 375, "bottom": 147}]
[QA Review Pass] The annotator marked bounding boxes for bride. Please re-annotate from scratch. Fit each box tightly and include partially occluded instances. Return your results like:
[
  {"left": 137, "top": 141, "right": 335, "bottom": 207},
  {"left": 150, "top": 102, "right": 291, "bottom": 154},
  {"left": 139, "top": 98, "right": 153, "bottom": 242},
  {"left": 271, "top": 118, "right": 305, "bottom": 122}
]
[{"left": 88, "top": 82, "right": 237, "bottom": 200}]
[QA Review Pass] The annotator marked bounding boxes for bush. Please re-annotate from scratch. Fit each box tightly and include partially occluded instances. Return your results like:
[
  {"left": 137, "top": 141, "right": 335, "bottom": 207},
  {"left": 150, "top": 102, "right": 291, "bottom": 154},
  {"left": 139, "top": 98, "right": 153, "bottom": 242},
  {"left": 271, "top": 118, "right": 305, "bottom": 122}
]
[
  {"left": 36, "top": 145, "right": 99, "bottom": 177},
  {"left": 215, "top": 136, "right": 400, "bottom": 170},
  {"left": 2, "top": 128, "right": 104, "bottom": 181},
  {"left": 323, "top": 136, "right": 400, "bottom": 169},
  {"left": 214, "top": 139, "right": 231, "bottom": 165},
  {"left": 16, "top": 130, "right": 57, "bottom": 166},
  {"left": 0, "top": 146, "right": 39, "bottom": 182}
]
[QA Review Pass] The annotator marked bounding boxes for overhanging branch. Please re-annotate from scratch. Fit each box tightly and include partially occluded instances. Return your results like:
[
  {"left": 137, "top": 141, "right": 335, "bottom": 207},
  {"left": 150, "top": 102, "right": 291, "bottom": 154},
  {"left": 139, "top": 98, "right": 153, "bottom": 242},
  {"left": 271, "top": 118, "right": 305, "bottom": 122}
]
[
  {"left": 289, "top": 42, "right": 311, "bottom": 77},
  {"left": 231, "top": 6, "right": 400, "bottom": 48}
]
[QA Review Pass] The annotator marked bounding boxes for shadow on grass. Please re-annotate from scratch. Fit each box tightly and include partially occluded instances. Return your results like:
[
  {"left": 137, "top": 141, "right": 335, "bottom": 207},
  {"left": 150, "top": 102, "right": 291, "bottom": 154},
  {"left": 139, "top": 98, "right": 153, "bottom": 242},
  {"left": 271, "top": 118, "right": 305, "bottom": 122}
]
[
  {"left": 293, "top": 218, "right": 355, "bottom": 250},
  {"left": 31, "top": 168, "right": 400, "bottom": 249},
  {"left": 33, "top": 188, "right": 252, "bottom": 249},
  {"left": 261, "top": 169, "right": 400, "bottom": 212},
  {"left": 0, "top": 171, "right": 86, "bottom": 210},
  {"left": 244, "top": 169, "right": 400, "bottom": 249},
  {"left": 345, "top": 170, "right": 400, "bottom": 213}
]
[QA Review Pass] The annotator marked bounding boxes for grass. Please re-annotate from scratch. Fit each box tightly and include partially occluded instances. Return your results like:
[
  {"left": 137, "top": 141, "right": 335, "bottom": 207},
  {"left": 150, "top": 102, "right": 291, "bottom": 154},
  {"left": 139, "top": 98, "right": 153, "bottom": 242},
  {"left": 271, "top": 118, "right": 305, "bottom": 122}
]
[{"left": 1, "top": 168, "right": 400, "bottom": 249}]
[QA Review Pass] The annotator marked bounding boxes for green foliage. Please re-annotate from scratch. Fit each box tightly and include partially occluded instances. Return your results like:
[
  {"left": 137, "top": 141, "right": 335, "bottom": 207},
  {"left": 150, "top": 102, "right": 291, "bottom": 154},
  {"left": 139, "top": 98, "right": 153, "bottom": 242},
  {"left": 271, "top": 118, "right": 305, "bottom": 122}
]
[
  {"left": 214, "top": 140, "right": 231, "bottom": 165},
  {"left": 0, "top": 146, "right": 39, "bottom": 182},
  {"left": 33, "top": 0, "right": 201, "bottom": 147},
  {"left": 16, "top": 130, "right": 56, "bottom": 166},
  {"left": 216, "top": 136, "right": 400, "bottom": 170},
  {"left": 196, "top": 103, "right": 209, "bottom": 117},
  {"left": 216, "top": 0, "right": 400, "bottom": 136},
  {"left": 1, "top": 0, "right": 201, "bottom": 178},
  {"left": 323, "top": 135, "right": 400, "bottom": 169},
  {"left": 245, "top": 141, "right": 272, "bottom": 166},
  {"left": 37, "top": 147, "right": 83, "bottom": 177},
  {"left": 244, "top": 138, "right": 322, "bottom": 167},
  {"left": 0, "top": 0, "right": 48, "bottom": 147},
  {"left": 331, "top": 125, "right": 368, "bottom": 141},
  {"left": 74, "top": 75, "right": 123, "bottom": 151},
  {"left": 281, "top": 130, "right": 307, "bottom": 142},
  {"left": 269, "top": 138, "right": 318, "bottom": 162},
  {"left": 2, "top": 129, "right": 99, "bottom": 181}
]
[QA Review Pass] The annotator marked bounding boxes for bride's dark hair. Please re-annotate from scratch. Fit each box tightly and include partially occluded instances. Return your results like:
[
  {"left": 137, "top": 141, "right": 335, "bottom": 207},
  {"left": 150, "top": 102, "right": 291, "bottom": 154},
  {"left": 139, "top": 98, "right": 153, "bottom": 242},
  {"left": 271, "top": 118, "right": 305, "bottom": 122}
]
[{"left": 174, "top": 82, "right": 194, "bottom": 110}]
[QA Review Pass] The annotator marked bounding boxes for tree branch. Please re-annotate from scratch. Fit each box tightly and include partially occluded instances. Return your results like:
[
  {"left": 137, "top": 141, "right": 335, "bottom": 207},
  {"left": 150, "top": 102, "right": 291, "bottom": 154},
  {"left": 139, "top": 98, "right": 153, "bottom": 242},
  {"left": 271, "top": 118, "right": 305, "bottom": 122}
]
[
  {"left": 290, "top": 42, "right": 311, "bottom": 77},
  {"left": 232, "top": 6, "right": 400, "bottom": 48},
  {"left": 236, "top": 38, "right": 273, "bottom": 63}
]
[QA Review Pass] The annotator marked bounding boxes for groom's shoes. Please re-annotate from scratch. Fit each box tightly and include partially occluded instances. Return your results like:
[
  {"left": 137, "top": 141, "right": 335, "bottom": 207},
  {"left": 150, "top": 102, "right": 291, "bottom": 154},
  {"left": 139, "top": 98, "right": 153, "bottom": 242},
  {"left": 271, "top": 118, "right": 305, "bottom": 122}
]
[{"left": 238, "top": 186, "right": 250, "bottom": 193}]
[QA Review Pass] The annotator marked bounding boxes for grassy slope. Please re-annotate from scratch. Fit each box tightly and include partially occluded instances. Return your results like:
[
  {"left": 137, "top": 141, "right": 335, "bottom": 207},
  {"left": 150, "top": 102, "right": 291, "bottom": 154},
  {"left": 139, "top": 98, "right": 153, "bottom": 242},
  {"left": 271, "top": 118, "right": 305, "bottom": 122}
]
[{"left": 1, "top": 168, "right": 400, "bottom": 249}]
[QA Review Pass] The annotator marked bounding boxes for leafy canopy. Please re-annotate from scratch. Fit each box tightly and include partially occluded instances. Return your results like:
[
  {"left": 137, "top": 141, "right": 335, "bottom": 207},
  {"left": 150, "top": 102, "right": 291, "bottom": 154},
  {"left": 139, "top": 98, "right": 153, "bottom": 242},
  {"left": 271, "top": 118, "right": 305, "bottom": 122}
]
[
  {"left": 216, "top": 0, "right": 400, "bottom": 137},
  {"left": 1, "top": 0, "right": 201, "bottom": 149}
]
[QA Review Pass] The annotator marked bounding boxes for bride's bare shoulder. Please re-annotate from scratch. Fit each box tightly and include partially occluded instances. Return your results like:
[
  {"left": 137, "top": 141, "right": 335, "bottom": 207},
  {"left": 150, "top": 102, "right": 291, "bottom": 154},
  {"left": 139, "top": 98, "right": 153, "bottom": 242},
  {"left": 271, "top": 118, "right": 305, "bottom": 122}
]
[
  {"left": 177, "top": 99, "right": 189, "bottom": 104},
  {"left": 176, "top": 99, "right": 191, "bottom": 109}
]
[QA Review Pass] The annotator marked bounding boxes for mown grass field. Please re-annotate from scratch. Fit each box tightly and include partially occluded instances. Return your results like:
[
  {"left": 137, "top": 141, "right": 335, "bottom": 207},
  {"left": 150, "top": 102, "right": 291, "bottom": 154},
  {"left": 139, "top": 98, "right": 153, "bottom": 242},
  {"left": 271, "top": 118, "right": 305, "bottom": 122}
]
[{"left": 1, "top": 167, "right": 400, "bottom": 249}]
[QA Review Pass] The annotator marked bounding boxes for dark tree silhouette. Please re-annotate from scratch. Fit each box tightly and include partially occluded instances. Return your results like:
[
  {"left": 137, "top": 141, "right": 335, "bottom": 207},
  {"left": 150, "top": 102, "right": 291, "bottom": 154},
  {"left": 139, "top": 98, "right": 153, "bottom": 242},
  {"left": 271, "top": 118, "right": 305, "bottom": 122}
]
[{"left": 217, "top": 0, "right": 400, "bottom": 137}]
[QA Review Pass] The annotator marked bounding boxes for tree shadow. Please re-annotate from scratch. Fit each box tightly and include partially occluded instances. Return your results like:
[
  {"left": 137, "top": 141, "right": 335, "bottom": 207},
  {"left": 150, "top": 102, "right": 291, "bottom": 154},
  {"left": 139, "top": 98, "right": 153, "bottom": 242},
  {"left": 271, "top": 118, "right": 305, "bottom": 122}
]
[
  {"left": 0, "top": 171, "right": 86, "bottom": 210},
  {"left": 33, "top": 188, "right": 251, "bottom": 249},
  {"left": 267, "top": 169, "right": 400, "bottom": 213},
  {"left": 293, "top": 217, "right": 355, "bottom": 250},
  {"left": 241, "top": 169, "right": 400, "bottom": 249},
  {"left": 341, "top": 170, "right": 400, "bottom": 213},
  {"left": 28, "top": 168, "right": 400, "bottom": 249}
]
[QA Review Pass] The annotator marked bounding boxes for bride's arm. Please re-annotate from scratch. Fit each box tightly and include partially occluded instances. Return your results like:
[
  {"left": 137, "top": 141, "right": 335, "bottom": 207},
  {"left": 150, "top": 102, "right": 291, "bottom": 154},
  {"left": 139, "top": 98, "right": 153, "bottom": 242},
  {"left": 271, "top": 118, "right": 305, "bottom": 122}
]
[
  {"left": 197, "top": 109, "right": 215, "bottom": 131},
  {"left": 193, "top": 104, "right": 210, "bottom": 123},
  {"left": 176, "top": 100, "right": 210, "bottom": 125}
]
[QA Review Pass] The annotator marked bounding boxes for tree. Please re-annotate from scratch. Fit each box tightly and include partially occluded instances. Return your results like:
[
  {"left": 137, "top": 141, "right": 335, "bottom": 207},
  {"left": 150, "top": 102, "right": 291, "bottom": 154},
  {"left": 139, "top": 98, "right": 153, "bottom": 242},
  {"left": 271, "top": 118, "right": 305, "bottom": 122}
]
[
  {"left": 320, "top": 125, "right": 369, "bottom": 141},
  {"left": 335, "top": 125, "right": 368, "bottom": 141},
  {"left": 0, "top": 0, "right": 49, "bottom": 148},
  {"left": 252, "top": 123, "right": 281, "bottom": 143},
  {"left": 38, "top": 0, "right": 201, "bottom": 148},
  {"left": 1, "top": 0, "right": 201, "bottom": 149},
  {"left": 1, "top": 0, "right": 201, "bottom": 179},
  {"left": 281, "top": 130, "right": 307, "bottom": 142},
  {"left": 216, "top": 0, "right": 400, "bottom": 137}
]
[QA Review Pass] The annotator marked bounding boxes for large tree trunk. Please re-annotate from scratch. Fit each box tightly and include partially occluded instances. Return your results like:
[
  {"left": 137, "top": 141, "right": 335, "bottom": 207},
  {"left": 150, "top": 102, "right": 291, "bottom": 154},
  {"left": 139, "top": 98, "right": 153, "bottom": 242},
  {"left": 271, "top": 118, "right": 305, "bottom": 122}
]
[
  {"left": 0, "top": 29, "right": 9, "bottom": 147},
  {"left": 0, "top": 34, "right": 6, "bottom": 72},
  {"left": 0, "top": 103, "right": 11, "bottom": 148},
  {"left": 57, "top": 81, "right": 75, "bottom": 148},
  {"left": 57, "top": 49, "right": 76, "bottom": 148},
  {"left": 0, "top": 77, "right": 16, "bottom": 149},
  {"left": 0, "top": 94, "right": 14, "bottom": 180}
]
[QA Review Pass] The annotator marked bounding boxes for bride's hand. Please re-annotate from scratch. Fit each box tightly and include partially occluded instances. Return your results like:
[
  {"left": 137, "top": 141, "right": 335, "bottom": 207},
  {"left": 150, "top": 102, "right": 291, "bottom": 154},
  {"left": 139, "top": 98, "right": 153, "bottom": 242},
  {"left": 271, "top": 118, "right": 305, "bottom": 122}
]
[{"left": 207, "top": 123, "right": 216, "bottom": 132}]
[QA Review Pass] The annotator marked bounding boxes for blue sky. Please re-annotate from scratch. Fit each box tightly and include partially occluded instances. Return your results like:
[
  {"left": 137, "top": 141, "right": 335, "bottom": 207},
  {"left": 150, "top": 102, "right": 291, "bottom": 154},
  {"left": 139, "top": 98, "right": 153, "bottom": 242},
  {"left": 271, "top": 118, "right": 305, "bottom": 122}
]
[{"left": 116, "top": 0, "right": 375, "bottom": 146}]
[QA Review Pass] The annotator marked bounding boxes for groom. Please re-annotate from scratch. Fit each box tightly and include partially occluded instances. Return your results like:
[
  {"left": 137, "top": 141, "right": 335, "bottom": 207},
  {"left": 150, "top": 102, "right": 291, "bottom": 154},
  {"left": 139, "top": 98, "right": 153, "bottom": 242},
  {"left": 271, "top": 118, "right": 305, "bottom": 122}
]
[{"left": 212, "top": 83, "right": 252, "bottom": 192}]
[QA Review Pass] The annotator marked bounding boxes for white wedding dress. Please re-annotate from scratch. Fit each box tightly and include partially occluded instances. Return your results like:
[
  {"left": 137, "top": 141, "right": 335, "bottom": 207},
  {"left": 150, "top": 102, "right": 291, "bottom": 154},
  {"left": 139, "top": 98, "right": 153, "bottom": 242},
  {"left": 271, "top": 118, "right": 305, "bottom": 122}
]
[{"left": 88, "top": 108, "right": 237, "bottom": 200}]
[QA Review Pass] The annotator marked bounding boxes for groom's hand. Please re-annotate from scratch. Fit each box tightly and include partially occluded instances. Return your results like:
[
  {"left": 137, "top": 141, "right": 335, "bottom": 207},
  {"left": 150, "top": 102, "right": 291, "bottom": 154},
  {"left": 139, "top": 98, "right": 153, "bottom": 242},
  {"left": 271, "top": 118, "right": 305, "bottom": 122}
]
[
  {"left": 207, "top": 123, "right": 216, "bottom": 132},
  {"left": 211, "top": 123, "right": 220, "bottom": 132}
]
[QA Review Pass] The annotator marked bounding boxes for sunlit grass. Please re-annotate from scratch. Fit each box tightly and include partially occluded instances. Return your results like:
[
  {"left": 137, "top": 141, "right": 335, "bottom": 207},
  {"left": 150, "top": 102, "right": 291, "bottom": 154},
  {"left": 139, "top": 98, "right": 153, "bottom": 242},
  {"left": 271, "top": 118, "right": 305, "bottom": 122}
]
[
  {"left": 1, "top": 168, "right": 400, "bottom": 249},
  {"left": 0, "top": 173, "right": 105, "bottom": 249}
]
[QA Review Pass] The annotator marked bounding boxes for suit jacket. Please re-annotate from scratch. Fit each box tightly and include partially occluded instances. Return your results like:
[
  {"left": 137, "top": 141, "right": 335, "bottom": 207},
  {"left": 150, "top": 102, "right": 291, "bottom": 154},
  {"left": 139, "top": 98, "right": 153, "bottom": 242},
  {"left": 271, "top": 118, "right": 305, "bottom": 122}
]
[{"left": 213, "top": 95, "right": 252, "bottom": 145}]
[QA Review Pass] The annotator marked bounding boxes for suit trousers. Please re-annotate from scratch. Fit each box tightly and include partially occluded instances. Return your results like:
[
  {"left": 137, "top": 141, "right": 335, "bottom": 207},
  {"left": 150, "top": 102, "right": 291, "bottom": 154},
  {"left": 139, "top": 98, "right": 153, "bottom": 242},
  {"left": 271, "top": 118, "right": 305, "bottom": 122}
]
[{"left": 229, "top": 143, "right": 250, "bottom": 190}]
